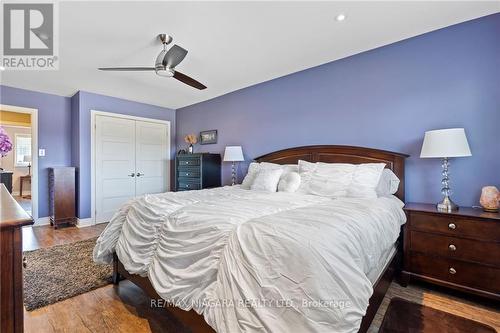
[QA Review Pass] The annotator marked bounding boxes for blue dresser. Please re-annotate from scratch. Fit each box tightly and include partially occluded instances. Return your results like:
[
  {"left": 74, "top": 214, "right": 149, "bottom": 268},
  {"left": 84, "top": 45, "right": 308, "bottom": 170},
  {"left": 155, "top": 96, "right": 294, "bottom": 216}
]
[{"left": 175, "top": 153, "right": 221, "bottom": 191}]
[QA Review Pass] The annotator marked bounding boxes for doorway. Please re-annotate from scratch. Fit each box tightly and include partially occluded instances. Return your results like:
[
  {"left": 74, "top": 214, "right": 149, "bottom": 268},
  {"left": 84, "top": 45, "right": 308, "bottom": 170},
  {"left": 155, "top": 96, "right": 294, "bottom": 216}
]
[{"left": 0, "top": 104, "right": 39, "bottom": 221}]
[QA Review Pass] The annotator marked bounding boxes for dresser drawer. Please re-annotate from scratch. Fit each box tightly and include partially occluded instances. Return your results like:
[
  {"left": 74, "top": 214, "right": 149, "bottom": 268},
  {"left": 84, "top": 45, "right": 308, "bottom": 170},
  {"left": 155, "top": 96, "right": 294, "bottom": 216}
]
[
  {"left": 177, "top": 158, "right": 200, "bottom": 167},
  {"left": 410, "top": 253, "right": 500, "bottom": 295},
  {"left": 410, "top": 231, "right": 500, "bottom": 266},
  {"left": 177, "top": 181, "right": 201, "bottom": 191},
  {"left": 410, "top": 213, "right": 500, "bottom": 241},
  {"left": 177, "top": 169, "right": 201, "bottom": 178}
]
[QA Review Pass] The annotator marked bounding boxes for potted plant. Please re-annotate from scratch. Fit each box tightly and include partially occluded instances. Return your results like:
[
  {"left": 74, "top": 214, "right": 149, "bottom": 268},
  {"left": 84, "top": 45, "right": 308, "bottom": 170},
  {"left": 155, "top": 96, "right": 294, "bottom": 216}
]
[
  {"left": 184, "top": 134, "right": 198, "bottom": 154},
  {"left": 0, "top": 126, "right": 13, "bottom": 170}
]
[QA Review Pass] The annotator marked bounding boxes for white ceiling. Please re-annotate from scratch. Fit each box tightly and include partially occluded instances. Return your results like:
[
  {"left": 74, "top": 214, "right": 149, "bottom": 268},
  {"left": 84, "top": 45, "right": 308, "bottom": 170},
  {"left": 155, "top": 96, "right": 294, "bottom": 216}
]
[{"left": 1, "top": 1, "right": 499, "bottom": 109}]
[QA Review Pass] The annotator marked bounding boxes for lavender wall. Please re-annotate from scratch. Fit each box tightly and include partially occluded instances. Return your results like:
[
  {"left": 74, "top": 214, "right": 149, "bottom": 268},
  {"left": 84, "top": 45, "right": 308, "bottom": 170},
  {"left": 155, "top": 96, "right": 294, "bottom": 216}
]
[
  {"left": 177, "top": 13, "right": 500, "bottom": 207},
  {"left": 0, "top": 85, "right": 72, "bottom": 218},
  {"left": 74, "top": 91, "right": 176, "bottom": 218}
]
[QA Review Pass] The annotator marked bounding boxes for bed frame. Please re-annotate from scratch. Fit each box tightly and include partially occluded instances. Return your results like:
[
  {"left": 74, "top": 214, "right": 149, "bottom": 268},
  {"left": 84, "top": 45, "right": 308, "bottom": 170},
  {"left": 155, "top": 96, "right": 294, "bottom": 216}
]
[{"left": 113, "top": 145, "right": 409, "bottom": 333}]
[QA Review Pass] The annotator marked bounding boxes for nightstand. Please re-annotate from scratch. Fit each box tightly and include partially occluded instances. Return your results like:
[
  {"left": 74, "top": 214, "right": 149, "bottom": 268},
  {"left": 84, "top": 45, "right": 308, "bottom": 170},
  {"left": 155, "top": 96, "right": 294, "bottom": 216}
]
[{"left": 402, "top": 203, "right": 500, "bottom": 301}]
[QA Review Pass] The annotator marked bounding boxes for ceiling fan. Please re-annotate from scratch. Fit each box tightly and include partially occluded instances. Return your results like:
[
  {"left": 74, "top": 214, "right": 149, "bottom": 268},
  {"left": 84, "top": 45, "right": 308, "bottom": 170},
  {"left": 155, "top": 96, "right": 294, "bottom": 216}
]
[{"left": 98, "top": 34, "right": 206, "bottom": 90}]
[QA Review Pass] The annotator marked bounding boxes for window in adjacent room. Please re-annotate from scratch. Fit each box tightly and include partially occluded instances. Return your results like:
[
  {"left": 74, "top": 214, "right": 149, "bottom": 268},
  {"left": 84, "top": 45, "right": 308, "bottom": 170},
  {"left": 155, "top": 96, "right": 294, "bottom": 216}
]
[{"left": 15, "top": 134, "right": 32, "bottom": 167}]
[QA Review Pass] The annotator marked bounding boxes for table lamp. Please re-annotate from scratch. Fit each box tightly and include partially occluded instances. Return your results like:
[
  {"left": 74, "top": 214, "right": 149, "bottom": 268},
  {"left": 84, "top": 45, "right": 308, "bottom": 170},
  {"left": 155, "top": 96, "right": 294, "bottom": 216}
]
[
  {"left": 23, "top": 155, "right": 32, "bottom": 175},
  {"left": 420, "top": 128, "right": 471, "bottom": 212},
  {"left": 223, "top": 146, "right": 244, "bottom": 185}
]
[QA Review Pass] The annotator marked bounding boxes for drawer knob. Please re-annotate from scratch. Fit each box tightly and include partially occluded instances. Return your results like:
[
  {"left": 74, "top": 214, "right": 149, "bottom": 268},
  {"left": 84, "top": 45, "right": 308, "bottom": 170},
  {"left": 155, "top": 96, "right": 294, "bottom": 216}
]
[
  {"left": 448, "top": 244, "right": 457, "bottom": 251},
  {"left": 449, "top": 267, "right": 456, "bottom": 275},
  {"left": 448, "top": 223, "right": 456, "bottom": 230}
]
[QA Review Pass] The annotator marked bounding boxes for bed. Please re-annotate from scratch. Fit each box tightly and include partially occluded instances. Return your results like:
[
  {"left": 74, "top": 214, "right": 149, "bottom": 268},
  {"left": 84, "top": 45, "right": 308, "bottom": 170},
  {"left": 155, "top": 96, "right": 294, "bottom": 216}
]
[{"left": 94, "top": 145, "right": 408, "bottom": 333}]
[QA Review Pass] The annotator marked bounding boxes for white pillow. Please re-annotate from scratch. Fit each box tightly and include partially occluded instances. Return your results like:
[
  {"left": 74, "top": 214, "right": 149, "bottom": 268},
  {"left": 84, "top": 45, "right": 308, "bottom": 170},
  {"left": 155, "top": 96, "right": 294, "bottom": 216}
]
[
  {"left": 346, "top": 163, "right": 386, "bottom": 198},
  {"left": 376, "top": 169, "right": 400, "bottom": 197},
  {"left": 297, "top": 160, "right": 354, "bottom": 197},
  {"left": 250, "top": 168, "right": 283, "bottom": 192},
  {"left": 241, "top": 162, "right": 297, "bottom": 189},
  {"left": 278, "top": 172, "right": 301, "bottom": 193},
  {"left": 297, "top": 160, "right": 385, "bottom": 198},
  {"left": 241, "top": 162, "right": 260, "bottom": 189}
]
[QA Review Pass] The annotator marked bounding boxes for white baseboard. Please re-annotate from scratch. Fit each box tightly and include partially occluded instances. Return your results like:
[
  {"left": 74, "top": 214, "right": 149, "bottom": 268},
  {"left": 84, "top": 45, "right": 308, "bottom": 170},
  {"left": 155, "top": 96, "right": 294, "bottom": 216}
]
[
  {"left": 34, "top": 217, "right": 51, "bottom": 226},
  {"left": 76, "top": 218, "right": 94, "bottom": 228}
]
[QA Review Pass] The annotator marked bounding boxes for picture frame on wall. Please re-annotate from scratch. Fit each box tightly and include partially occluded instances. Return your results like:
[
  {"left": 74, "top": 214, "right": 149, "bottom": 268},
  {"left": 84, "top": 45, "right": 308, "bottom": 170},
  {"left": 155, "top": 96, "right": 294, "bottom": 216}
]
[{"left": 200, "top": 130, "right": 218, "bottom": 145}]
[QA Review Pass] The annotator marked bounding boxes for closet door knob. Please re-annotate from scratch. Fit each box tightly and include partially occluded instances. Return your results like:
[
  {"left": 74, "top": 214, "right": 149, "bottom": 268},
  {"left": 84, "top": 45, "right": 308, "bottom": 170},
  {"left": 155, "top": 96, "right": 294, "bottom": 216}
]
[
  {"left": 136, "top": 173, "right": 144, "bottom": 177},
  {"left": 128, "top": 173, "right": 135, "bottom": 177}
]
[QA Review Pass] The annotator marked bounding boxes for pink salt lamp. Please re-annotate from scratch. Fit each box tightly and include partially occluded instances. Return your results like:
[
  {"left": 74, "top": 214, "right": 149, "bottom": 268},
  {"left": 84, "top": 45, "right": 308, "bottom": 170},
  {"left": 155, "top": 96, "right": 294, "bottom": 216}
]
[{"left": 480, "top": 186, "right": 500, "bottom": 212}]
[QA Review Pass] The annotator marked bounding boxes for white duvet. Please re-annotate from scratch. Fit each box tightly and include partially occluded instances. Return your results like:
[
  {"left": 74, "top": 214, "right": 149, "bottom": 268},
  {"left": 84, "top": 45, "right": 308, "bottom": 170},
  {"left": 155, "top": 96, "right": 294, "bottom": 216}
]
[{"left": 94, "top": 186, "right": 406, "bottom": 333}]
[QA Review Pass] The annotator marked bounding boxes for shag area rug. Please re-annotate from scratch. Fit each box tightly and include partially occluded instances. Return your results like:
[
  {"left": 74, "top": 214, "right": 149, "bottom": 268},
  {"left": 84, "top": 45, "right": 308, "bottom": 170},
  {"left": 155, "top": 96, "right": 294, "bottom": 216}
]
[{"left": 23, "top": 237, "right": 112, "bottom": 310}]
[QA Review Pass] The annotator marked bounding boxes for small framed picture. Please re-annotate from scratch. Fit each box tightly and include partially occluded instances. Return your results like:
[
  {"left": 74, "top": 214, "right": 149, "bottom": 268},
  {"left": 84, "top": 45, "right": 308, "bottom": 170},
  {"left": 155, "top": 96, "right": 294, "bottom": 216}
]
[{"left": 200, "top": 130, "right": 218, "bottom": 145}]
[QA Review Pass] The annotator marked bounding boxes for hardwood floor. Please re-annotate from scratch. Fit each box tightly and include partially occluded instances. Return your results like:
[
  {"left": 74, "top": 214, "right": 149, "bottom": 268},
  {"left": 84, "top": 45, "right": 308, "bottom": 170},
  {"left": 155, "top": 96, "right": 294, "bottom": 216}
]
[
  {"left": 23, "top": 224, "right": 500, "bottom": 333},
  {"left": 23, "top": 224, "right": 187, "bottom": 333},
  {"left": 22, "top": 223, "right": 107, "bottom": 252}
]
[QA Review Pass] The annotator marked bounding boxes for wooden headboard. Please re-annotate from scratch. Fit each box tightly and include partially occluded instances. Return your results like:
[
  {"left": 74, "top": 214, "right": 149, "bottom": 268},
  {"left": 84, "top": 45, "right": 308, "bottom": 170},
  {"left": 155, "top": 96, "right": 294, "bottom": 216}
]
[{"left": 255, "top": 145, "right": 409, "bottom": 201}]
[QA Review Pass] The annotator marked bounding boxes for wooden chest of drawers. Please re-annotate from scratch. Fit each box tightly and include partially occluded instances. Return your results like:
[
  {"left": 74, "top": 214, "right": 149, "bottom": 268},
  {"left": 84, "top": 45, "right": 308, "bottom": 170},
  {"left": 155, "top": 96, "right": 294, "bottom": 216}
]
[
  {"left": 48, "top": 167, "right": 76, "bottom": 228},
  {"left": 175, "top": 153, "right": 221, "bottom": 191},
  {"left": 402, "top": 203, "right": 500, "bottom": 300}
]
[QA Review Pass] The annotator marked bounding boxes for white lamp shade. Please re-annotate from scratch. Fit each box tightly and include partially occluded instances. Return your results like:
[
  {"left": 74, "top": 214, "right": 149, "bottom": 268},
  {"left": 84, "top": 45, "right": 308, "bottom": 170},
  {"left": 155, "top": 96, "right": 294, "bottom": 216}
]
[
  {"left": 23, "top": 155, "right": 32, "bottom": 163},
  {"left": 223, "top": 146, "right": 244, "bottom": 162},
  {"left": 420, "top": 128, "right": 471, "bottom": 158}
]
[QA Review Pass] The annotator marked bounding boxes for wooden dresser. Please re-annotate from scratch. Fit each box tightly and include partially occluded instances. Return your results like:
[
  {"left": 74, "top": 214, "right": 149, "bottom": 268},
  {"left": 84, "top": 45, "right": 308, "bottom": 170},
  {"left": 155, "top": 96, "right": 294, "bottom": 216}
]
[
  {"left": 175, "top": 153, "right": 221, "bottom": 191},
  {"left": 48, "top": 167, "right": 76, "bottom": 228},
  {"left": 402, "top": 203, "right": 500, "bottom": 300},
  {"left": 1, "top": 184, "right": 34, "bottom": 333}
]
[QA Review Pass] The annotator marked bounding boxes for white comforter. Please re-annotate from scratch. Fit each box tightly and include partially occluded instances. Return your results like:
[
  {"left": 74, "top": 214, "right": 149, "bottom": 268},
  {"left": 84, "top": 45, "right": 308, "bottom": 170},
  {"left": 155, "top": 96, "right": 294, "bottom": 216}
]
[{"left": 94, "top": 186, "right": 405, "bottom": 333}]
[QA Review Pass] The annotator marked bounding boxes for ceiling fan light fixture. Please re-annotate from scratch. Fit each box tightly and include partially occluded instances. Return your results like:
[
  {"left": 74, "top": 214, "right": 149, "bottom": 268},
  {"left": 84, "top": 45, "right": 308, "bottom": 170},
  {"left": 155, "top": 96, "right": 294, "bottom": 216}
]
[
  {"left": 98, "top": 34, "right": 206, "bottom": 89},
  {"left": 155, "top": 67, "right": 175, "bottom": 77}
]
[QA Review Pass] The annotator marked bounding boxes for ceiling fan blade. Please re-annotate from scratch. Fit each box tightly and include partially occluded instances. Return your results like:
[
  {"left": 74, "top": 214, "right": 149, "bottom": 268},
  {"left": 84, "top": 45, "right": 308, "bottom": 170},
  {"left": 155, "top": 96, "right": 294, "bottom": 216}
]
[
  {"left": 164, "top": 45, "right": 188, "bottom": 68},
  {"left": 173, "top": 71, "right": 206, "bottom": 90},
  {"left": 155, "top": 49, "right": 167, "bottom": 68},
  {"left": 98, "top": 67, "right": 155, "bottom": 71}
]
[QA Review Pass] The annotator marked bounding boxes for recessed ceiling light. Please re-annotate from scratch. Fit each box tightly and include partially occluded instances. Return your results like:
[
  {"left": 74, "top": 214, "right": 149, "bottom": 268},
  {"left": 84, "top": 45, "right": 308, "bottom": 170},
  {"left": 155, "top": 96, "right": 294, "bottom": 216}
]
[{"left": 336, "top": 14, "right": 346, "bottom": 22}]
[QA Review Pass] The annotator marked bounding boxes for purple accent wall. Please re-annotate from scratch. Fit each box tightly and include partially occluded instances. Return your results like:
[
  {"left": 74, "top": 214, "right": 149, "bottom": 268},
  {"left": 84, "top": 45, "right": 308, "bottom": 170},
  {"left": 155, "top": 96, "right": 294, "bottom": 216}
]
[
  {"left": 177, "top": 13, "right": 500, "bottom": 207},
  {"left": 73, "top": 91, "right": 175, "bottom": 218},
  {"left": 0, "top": 85, "right": 72, "bottom": 218}
]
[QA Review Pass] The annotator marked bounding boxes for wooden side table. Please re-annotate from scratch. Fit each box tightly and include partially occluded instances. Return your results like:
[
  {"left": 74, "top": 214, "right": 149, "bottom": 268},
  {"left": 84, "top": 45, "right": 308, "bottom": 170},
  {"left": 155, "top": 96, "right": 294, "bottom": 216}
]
[
  {"left": 19, "top": 175, "right": 31, "bottom": 198},
  {"left": 402, "top": 203, "right": 500, "bottom": 300}
]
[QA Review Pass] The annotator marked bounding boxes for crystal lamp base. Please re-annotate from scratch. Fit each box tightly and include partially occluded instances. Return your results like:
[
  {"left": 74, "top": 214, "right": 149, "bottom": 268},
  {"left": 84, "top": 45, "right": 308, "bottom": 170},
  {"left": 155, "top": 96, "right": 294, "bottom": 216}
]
[{"left": 437, "top": 195, "right": 459, "bottom": 212}]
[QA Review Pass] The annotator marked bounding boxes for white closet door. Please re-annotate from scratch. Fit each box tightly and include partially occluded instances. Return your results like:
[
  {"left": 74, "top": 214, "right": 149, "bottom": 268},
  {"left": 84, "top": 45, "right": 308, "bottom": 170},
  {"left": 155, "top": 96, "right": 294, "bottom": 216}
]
[
  {"left": 135, "top": 120, "right": 168, "bottom": 196},
  {"left": 95, "top": 115, "right": 136, "bottom": 223}
]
